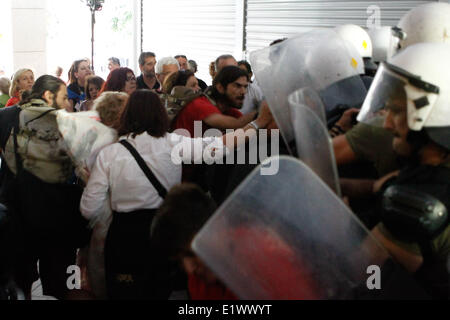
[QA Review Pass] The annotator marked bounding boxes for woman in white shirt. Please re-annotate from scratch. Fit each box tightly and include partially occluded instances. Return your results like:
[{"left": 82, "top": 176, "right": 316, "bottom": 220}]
[{"left": 80, "top": 89, "right": 272, "bottom": 300}]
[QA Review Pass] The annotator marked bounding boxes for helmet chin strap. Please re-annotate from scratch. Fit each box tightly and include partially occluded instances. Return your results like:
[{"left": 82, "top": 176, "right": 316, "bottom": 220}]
[
  {"left": 405, "top": 130, "right": 430, "bottom": 165},
  {"left": 405, "top": 130, "right": 450, "bottom": 166}
]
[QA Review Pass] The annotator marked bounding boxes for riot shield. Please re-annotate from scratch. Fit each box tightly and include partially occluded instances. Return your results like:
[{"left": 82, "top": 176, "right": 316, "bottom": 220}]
[
  {"left": 288, "top": 87, "right": 326, "bottom": 126},
  {"left": 193, "top": 156, "right": 398, "bottom": 300},
  {"left": 288, "top": 90, "right": 340, "bottom": 196},
  {"left": 250, "top": 29, "right": 367, "bottom": 155}
]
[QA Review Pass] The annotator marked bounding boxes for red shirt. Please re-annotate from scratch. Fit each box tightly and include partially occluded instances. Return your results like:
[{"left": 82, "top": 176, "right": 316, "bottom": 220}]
[
  {"left": 224, "top": 226, "right": 323, "bottom": 300},
  {"left": 188, "top": 274, "right": 238, "bottom": 300},
  {"left": 173, "top": 96, "right": 243, "bottom": 137},
  {"left": 5, "top": 95, "right": 20, "bottom": 107}
]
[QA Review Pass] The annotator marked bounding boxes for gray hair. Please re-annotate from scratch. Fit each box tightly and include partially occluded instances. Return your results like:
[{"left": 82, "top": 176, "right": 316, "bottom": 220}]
[
  {"left": 156, "top": 57, "right": 180, "bottom": 74},
  {"left": 0, "top": 77, "right": 11, "bottom": 95},
  {"left": 109, "top": 57, "right": 121, "bottom": 66},
  {"left": 188, "top": 60, "right": 198, "bottom": 73}
]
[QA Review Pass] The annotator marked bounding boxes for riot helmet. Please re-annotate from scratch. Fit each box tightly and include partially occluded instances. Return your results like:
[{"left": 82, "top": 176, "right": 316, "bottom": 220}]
[
  {"left": 250, "top": 28, "right": 367, "bottom": 154},
  {"left": 358, "top": 43, "right": 450, "bottom": 151},
  {"left": 397, "top": 2, "right": 450, "bottom": 49},
  {"left": 335, "top": 24, "right": 377, "bottom": 76}
]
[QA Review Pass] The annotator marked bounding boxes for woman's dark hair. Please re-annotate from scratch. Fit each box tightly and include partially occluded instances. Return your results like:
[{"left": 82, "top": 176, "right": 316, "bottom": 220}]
[
  {"left": 211, "top": 66, "right": 249, "bottom": 100},
  {"left": 117, "top": 89, "right": 169, "bottom": 138},
  {"left": 163, "top": 70, "right": 195, "bottom": 94},
  {"left": 68, "top": 59, "right": 89, "bottom": 84},
  {"left": 151, "top": 183, "right": 217, "bottom": 260},
  {"left": 20, "top": 75, "right": 65, "bottom": 106},
  {"left": 101, "top": 67, "right": 134, "bottom": 93},
  {"left": 85, "top": 76, "right": 105, "bottom": 100},
  {"left": 174, "top": 70, "right": 195, "bottom": 87},
  {"left": 238, "top": 60, "right": 252, "bottom": 75}
]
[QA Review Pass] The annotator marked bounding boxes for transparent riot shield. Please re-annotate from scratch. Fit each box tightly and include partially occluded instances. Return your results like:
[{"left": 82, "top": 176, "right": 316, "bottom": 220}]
[
  {"left": 288, "top": 87, "right": 326, "bottom": 126},
  {"left": 192, "top": 156, "right": 395, "bottom": 300},
  {"left": 250, "top": 29, "right": 366, "bottom": 155},
  {"left": 288, "top": 90, "right": 340, "bottom": 195}
]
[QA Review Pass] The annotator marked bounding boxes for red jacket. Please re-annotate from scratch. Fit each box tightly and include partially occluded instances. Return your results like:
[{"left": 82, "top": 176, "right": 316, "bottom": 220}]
[
  {"left": 5, "top": 93, "right": 20, "bottom": 107},
  {"left": 188, "top": 274, "right": 238, "bottom": 300}
]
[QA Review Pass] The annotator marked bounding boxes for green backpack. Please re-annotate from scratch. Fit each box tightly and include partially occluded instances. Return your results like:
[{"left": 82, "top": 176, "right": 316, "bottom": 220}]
[{"left": 159, "top": 86, "right": 217, "bottom": 130}]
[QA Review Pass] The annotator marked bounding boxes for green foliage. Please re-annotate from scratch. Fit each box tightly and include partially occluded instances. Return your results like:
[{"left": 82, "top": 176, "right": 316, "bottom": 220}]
[{"left": 111, "top": 5, "right": 132, "bottom": 33}]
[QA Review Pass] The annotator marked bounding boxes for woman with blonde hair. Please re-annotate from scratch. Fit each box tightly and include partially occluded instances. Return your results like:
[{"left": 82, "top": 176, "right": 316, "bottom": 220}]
[
  {"left": 5, "top": 68, "right": 35, "bottom": 107},
  {"left": 93, "top": 91, "right": 129, "bottom": 129}
]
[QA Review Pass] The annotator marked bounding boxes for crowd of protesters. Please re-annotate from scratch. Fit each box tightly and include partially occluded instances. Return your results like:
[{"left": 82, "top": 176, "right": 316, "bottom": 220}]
[{"left": 0, "top": 2, "right": 449, "bottom": 301}]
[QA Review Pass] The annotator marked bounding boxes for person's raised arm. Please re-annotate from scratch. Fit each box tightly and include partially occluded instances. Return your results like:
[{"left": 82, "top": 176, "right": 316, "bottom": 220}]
[
  {"left": 80, "top": 151, "right": 110, "bottom": 222},
  {"left": 333, "top": 134, "right": 358, "bottom": 166},
  {"left": 203, "top": 111, "right": 257, "bottom": 130},
  {"left": 171, "top": 103, "right": 273, "bottom": 164},
  {"left": 222, "top": 102, "right": 272, "bottom": 149}
]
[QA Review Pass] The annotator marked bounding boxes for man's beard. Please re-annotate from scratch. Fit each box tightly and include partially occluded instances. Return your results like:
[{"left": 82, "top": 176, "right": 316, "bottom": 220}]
[
  {"left": 144, "top": 71, "right": 156, "bottom": 79},
  {"left": 218, "top": 93, "right": 244, "bottom": 110}
]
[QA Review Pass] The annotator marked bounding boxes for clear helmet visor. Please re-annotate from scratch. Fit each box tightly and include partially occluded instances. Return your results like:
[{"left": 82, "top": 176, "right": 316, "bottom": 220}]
[
  {"left": 357, "top": 62, "right": 439, "bottom": 131},
  {"left": 368, "top": 26, "right": 400, "bottom": 63},
  {"left": 250, "top": 28, "right": 366, "bottom": 155},
  {"left": 387, "top": 27, "right": 406, "bottom": 61}
]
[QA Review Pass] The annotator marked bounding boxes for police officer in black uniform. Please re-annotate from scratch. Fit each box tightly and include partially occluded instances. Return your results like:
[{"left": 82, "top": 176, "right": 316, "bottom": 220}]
[{"left": 358, "top": 42, "right": 450, "bottom": 299}]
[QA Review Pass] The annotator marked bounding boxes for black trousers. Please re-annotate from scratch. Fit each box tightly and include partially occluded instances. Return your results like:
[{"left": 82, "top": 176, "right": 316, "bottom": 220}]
[
  {"left": 104, "top": 210, "right": 171, "bottom": 300},
  {"left": 4, "top": 169, "right": 90, "bottom": 300}
]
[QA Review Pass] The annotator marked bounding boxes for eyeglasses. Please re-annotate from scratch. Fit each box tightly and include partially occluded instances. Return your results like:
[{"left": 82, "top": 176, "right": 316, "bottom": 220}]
[{"left": 126, "top": 76, "right": 136, "bottom": 82}]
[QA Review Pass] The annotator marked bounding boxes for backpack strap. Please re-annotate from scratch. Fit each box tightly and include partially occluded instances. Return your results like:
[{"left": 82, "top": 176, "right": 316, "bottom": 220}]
[
  {"left": 24, "top": 109, "right": 55, "bottom": 126},
  {"left": 202, "top": 87, "right": 217, "bottom": 106},
  {"left": 119, "top": 140, "right": 167, "bottom": 200},
  {"left": 0, "top": 106, "right": 21, "bottom": 151},
  {"left": 12, "top": 117, "right": 23, "bottom": 174}
]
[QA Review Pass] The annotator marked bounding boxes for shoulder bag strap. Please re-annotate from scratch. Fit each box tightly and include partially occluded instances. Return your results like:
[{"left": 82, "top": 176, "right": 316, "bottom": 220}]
[
  {"left": 119, "top": 140, "right": 167, "bottom": 200},
  {"left": 12, "top": 114, "right": 23, "bottom": 174}
]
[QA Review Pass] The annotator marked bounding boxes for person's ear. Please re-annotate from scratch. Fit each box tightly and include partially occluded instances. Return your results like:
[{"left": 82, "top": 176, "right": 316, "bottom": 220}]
[
  {"left": 42, "top": 90, "right": 54, "bottom": 105},
  {"left": 216, "top": 83, "right": 225, "bottom": 95}
]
